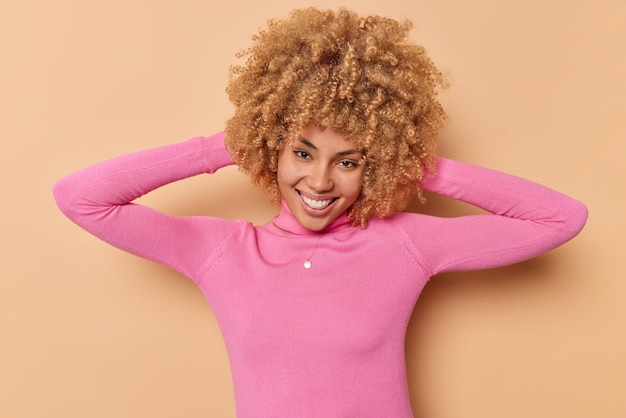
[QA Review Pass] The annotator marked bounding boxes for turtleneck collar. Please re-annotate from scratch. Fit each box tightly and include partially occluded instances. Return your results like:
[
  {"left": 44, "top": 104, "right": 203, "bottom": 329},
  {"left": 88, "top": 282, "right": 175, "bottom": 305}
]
[{"left": 271, "top": 200, "right": 353, "bottom": 236}]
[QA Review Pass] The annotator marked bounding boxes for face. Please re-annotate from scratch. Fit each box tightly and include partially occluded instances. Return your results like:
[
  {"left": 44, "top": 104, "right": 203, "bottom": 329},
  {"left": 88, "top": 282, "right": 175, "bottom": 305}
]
[{"left": 277, "top": 124, "right": 365, "bottom": 231}]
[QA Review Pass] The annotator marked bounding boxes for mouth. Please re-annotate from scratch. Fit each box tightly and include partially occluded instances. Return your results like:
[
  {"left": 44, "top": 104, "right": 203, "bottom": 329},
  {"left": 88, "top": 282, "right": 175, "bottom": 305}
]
[{"left": 298, "top": 191, "right": 337, "bottom": 210}]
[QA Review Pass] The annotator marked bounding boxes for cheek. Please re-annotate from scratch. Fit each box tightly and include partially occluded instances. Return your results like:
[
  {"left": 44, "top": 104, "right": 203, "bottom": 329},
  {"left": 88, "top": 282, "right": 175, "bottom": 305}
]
[
  {"left": 276, "top": 158, "right": 299, "bottom": 190},
  {"left": 276, "top": 161, "right": 289, "bottom": 183},
  {"left": 341, "top": 172, "right": 364, "bottom": 199}
]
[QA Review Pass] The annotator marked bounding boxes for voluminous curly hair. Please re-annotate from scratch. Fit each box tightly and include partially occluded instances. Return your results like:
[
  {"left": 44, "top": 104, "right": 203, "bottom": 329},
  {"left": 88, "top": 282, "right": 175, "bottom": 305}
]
[{"left": 224, "top": 7, "right": 447, "bottom": 228}]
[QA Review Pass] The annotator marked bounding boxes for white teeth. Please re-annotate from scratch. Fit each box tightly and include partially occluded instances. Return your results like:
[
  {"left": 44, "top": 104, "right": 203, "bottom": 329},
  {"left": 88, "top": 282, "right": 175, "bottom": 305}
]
[{"left": 300, "top": 194, "right": 333, "bottom": 209}]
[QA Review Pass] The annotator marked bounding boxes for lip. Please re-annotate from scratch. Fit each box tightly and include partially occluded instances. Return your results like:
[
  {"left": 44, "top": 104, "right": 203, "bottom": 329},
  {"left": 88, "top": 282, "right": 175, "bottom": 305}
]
[{"left": 297, "top": 190, "right": 338, "bottom": 216}]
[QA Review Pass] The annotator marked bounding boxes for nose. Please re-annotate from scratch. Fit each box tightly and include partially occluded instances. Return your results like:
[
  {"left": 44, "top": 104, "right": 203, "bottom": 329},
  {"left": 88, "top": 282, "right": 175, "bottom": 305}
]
[{"left": 307, "top": 162, "right": 334, "bottom": 192}]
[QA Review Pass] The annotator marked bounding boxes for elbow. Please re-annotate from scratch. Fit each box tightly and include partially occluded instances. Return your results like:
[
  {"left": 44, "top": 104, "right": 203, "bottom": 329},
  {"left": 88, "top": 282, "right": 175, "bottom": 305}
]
[
  {"left": 52, "top": 179, "right": 69, "bottom": 212},
  {"left": 52, "top": 178, "right": 79, "bottom": 220},
  {"left": 559, "top": 198, "right": 589, "bottom": 241}
]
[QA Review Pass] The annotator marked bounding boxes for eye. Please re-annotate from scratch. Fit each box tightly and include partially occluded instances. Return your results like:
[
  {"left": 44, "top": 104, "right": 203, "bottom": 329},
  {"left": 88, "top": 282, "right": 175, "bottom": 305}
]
[
  {"left": 337, "top": 160, "right": 359, "bottom": 169},
  {"left": 294, "top": 150, "right": 310, "bottom": 159}
]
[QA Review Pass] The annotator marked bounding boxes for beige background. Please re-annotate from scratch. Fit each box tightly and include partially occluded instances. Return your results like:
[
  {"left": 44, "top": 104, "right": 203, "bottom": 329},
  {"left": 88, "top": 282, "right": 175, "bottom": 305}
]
[{"left": 1, "top": 0, "right": 624, "bottom": 417}]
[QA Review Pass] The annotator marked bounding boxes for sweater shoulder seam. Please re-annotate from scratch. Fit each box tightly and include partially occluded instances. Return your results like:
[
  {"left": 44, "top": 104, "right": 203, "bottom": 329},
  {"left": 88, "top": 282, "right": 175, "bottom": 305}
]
[
  {"left": 192, "top": 219, "right": 247, "bottom": 285},
  {"left": 384, "top": 216, "right": 435, "bottom": 278}
]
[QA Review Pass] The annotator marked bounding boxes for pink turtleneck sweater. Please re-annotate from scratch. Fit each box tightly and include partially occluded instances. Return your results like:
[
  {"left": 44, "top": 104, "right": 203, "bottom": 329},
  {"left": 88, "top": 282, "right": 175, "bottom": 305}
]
[{"left": 53, "top": 133, "right": 587, "bottom": 417}]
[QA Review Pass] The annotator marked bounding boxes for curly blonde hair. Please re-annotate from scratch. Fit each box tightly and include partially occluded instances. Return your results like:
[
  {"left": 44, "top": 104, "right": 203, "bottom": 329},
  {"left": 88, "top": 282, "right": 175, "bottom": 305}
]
[{"left": 224, "top": 7, "right": 447, "bottom": 227}]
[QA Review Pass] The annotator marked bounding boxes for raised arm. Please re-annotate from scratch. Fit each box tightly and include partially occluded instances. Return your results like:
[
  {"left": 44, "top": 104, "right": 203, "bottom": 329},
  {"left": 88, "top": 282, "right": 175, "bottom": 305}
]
[
  {"left": 404, "top": 157, "right": 588, "bottom": 274},
  {"left": 53, "top": 132, "right": 238, "bottom": 279}
]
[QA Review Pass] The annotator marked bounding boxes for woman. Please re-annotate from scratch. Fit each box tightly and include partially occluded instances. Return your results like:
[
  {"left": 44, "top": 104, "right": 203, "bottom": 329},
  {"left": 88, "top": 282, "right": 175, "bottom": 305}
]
[{"left": 54, "top": 8, "right": 587, "bottom": 417}]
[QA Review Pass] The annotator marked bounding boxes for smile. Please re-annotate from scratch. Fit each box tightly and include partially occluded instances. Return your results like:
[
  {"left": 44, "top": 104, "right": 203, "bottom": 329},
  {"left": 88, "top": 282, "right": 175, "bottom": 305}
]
[{"left": 299, "top": 192, "right": 336, "bottom": 210}]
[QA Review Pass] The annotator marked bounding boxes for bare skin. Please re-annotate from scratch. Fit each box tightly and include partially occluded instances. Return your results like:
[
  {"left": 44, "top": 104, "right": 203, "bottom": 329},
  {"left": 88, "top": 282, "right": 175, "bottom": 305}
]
[{"left": 277, "top": 125, "right": 365, "bottom": 231}]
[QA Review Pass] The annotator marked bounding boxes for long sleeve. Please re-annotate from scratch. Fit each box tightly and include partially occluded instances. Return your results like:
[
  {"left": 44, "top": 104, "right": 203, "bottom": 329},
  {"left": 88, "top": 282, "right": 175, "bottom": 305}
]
[
  {"left": 402, "top": 157, "right": 588, "bottom": 274},
  {"left": 53, "top": 132, "right": 238, "bottom": 280}
]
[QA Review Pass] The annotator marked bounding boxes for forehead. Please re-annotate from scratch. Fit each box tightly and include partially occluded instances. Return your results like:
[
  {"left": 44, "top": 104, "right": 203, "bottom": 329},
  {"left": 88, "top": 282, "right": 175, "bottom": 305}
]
[{"left": 295, "top": 125, "right": 362, "bottom": 152}]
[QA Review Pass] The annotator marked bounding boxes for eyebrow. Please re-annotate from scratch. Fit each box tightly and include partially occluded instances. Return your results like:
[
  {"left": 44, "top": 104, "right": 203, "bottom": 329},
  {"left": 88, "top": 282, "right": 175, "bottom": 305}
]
[{"left": 297, "top": 138, "right": 363, "bottom": 157}]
